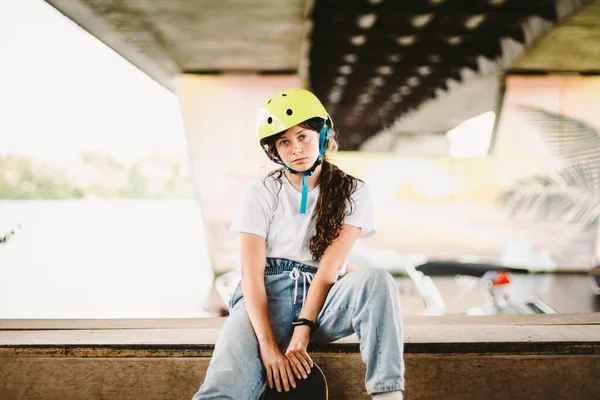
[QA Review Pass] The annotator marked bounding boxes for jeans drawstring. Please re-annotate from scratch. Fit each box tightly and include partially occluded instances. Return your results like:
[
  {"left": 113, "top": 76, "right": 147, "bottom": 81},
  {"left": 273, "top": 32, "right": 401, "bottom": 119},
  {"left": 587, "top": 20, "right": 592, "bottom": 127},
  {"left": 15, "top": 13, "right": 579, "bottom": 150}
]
[{"left": 289, "top": 267, "right": 314, "bottom": 309}]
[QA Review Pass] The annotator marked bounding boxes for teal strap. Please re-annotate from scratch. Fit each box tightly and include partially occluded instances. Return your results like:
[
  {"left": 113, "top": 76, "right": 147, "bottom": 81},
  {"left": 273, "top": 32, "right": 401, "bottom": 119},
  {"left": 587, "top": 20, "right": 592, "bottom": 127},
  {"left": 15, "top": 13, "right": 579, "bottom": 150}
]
[{"left": 300, "top": 174, "right": 309, "bottom": 214}]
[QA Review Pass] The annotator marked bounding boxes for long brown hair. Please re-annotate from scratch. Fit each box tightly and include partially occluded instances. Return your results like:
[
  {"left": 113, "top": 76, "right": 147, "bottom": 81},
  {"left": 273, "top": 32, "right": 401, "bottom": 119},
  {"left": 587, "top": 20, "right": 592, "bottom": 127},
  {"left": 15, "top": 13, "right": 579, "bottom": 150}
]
[{"left": 261, "top": 117, "right": 360, "bottom": 261}]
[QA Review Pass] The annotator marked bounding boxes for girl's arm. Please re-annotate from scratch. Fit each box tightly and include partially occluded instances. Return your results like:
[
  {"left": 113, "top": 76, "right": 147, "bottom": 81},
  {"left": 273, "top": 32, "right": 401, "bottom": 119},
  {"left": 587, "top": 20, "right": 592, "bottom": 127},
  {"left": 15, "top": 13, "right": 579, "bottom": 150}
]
[
  {"left": 239, "top": 232, "right": 296, "bottom": 392},
  {"left": 284, "top": 225, "right": 361, "bottom": 377},
  {"left": 299, "top": 224, "right": 361, "bottom": 322},
  {"left": 239, "top": 232, "right": 273, "bottom": 344}
]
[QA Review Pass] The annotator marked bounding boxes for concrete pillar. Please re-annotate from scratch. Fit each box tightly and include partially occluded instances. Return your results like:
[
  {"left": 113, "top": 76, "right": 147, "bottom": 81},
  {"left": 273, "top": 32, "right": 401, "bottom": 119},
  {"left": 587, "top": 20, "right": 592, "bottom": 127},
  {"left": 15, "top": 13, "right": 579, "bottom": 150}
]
[{"left": 176, "top": 74, "right": 302, "bottom": 275}]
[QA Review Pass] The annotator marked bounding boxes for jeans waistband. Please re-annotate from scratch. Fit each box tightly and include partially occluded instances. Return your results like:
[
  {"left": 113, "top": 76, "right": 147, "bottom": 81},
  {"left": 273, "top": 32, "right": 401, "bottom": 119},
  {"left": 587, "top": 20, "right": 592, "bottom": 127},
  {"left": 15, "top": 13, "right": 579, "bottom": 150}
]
[{"left": 264, "top": 257, "right": 318, "bottom": 276}]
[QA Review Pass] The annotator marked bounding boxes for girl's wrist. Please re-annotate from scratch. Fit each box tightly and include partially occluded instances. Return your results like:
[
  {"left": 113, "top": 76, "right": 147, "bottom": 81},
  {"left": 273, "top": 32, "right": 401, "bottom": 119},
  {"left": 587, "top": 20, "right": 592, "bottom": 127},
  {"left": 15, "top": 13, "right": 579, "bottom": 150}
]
[
  {"left": 292, "top": 325, "right": 312, "bottom": 336},
  {"left": 257, "top": 333, "right": 277, "bottom": 347},
  {"left": 292, "top": 318, "right": 317, "bottom": 331}
]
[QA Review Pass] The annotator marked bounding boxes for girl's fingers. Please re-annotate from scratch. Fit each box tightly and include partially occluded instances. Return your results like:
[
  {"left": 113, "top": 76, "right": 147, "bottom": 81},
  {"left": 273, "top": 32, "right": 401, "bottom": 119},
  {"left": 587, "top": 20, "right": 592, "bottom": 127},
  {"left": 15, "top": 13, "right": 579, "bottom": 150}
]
[
  {"left": 287, "top": 353, "right": 306, "bottom": 379},
  {"left": 278, "top": 364, "right": 290, "bottom": 392},
  {"left": 297, "top": 351, "right": 312, "bottom": 375},
  {"left": 304, "top": 351, "right": 314, "bottom": 368},
  {"left": 285, "top": 363, "right": 297, "bottom": 389},
  {"left": 272, "top": 366, "right": 282, "bottom": 393},
  {"left": 266, "top": 365, "right": 273, "bottom": 389}
]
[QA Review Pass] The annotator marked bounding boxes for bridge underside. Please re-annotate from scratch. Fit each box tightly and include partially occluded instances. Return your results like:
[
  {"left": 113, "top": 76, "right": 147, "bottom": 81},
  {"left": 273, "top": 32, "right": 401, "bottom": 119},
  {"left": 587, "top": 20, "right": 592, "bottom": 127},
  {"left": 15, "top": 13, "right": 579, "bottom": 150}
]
[{"left": 43, "top": 0, "right": 600, "bottom": 150}]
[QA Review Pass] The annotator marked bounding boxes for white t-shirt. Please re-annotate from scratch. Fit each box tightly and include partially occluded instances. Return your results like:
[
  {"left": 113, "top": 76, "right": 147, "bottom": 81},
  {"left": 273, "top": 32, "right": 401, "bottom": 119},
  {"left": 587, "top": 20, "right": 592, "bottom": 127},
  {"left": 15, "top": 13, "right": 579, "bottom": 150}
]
[{"left": 230, "top": 171, "right": 376, "bottom": 273}]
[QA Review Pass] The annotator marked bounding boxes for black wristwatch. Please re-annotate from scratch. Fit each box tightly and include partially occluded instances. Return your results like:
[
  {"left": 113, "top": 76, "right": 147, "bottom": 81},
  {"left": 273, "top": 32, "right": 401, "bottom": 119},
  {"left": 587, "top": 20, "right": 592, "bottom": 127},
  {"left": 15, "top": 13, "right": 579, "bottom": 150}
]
[{"left": 292, "top": 318, "right": 317, "bottom": 332}]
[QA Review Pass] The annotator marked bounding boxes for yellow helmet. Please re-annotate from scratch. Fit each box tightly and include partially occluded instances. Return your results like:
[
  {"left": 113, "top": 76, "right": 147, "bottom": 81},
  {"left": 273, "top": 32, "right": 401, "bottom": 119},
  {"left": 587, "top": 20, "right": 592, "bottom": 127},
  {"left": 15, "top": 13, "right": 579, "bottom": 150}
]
[{"left": 257, "top": 88, "right": 333, "bottom": 142}]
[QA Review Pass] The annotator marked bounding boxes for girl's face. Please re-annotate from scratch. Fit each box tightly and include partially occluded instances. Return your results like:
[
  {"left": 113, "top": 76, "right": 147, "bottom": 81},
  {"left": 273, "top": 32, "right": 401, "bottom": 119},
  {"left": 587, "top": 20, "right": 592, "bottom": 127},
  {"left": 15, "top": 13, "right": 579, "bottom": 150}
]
[{"left": 274, "top": 125, "right": 320, "bottom": 171}]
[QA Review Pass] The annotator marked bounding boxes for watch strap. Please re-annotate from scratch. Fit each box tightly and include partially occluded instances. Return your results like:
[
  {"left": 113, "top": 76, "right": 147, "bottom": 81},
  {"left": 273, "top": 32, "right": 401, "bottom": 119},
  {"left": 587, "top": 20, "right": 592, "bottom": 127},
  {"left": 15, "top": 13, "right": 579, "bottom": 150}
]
[{"left": 292, "top": 318, "right": 317, "bottom": 331}]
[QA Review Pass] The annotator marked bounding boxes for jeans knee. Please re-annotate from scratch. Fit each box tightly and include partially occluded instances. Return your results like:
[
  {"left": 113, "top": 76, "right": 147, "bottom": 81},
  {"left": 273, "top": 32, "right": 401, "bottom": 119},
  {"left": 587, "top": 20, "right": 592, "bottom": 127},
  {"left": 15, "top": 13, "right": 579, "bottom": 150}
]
[
  {"left": 360, "top": 267, "right": 396, "bottom": 289},
  {"left": 354, "top": 268, "right": 397, "bottom": 305}
]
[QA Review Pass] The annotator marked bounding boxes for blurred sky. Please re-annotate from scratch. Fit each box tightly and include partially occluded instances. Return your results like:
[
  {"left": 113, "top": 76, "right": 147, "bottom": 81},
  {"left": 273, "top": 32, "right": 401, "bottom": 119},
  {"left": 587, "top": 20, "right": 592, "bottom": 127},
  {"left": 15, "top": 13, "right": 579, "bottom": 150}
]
[{"left": 0, "top": 0, "right": 188, "bottom": 165}]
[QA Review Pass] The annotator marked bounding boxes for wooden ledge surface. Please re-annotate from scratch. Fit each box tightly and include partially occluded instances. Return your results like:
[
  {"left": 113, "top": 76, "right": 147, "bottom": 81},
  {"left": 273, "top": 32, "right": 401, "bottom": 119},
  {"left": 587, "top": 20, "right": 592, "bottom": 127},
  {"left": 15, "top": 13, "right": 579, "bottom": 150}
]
[
  {"left": 1, "top": 313, "right": 599, "bottom": 331},
  {"left": 1, "top": 314, "right": 599, "bottom": 356}
]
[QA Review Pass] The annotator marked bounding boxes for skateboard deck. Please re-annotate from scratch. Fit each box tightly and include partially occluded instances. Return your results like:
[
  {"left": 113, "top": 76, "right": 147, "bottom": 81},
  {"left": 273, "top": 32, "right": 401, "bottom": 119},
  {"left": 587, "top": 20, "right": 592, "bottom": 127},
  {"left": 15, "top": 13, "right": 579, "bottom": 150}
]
[{"left": 260, "top": 363, "right": 327, "bottom": 400}]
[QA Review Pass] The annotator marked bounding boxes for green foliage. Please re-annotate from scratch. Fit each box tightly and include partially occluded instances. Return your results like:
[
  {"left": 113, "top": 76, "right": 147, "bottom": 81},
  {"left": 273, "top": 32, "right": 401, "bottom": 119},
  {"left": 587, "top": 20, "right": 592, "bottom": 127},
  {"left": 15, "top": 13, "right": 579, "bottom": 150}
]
[
  {"left": 498, "top": 164, "right": 600, "bottom": 226},
  {"left": 0, "top": 155, "right": 84, "bottom": 199},
  {"left": 499, "top": 107, "right": 600, "bottom": 226},
  {"left": 0, "top": 152, "right": 195, "bottom": 199},
  {"left": 517, "top": 106, "right": 600, "bottom": 176}
]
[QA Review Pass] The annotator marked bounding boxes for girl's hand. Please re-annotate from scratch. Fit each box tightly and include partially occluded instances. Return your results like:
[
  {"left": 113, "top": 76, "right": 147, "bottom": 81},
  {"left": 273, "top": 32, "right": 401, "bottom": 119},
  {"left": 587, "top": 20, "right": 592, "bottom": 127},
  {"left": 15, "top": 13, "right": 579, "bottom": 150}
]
[
  {"left": 285, "top": 325, "right": 313, "bottom": 379},
  {"left": 259, "top": 340, "right": 296, "bottom": 392}
]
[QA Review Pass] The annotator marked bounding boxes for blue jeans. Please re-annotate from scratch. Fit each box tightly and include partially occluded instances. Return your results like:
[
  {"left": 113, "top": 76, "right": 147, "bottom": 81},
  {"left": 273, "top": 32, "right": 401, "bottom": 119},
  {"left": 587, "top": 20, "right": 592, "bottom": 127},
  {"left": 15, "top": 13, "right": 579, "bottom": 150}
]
[{"left": 193, "top": 258, "right": 405, "bottom": 399}]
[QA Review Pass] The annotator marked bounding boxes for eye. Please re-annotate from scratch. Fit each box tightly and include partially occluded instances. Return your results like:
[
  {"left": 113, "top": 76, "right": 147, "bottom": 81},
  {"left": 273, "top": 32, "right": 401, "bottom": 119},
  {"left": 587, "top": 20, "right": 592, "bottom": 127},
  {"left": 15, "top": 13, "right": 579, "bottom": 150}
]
[
  {"left": 299, "top": 134, "right": 307, "bottom": 140},
  {"left": 278, "top": 140, "right": 289, "bottom": 146}
]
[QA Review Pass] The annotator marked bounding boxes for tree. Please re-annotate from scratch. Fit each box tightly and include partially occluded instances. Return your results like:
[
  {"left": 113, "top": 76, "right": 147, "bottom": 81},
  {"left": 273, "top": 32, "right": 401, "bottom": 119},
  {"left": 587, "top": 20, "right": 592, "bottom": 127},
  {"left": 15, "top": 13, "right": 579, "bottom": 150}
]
[{"left": 498, "top": 107, "right": 600, "bottom": 271}]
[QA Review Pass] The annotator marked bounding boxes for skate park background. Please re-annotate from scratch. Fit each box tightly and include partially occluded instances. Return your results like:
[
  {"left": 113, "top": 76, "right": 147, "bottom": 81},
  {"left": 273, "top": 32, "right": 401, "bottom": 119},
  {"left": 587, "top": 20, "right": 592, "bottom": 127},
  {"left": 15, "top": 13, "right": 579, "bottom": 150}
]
[
  {"left": 1, "top": 1, "right": 600, "bottom": 320},
  {"left": 1, "top": 1, "right": 600, "bottom": 399}
]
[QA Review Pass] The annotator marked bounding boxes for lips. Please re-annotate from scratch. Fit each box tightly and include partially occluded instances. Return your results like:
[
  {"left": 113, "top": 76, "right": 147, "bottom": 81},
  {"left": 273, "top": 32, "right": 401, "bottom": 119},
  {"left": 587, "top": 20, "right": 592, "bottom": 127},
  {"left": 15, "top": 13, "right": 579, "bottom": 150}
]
[{"left": 292, "top": 157, "right": 308, "bottom": 163}]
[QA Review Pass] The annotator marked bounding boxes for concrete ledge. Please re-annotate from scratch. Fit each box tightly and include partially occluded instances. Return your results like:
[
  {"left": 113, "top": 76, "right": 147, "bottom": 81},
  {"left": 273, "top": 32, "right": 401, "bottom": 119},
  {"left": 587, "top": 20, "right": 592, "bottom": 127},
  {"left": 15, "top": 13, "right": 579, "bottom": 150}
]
[
  {"left": 2, "top": 313, "right": 600, "bottom": 330},
  {"left": 1, "top": 314, "right": 600, "bottom": 400}
]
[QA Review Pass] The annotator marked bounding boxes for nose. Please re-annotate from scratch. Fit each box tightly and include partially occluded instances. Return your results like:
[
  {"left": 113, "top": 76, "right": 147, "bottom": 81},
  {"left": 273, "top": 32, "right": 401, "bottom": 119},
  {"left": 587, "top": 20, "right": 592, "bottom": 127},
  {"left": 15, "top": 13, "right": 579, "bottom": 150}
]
[{"left": 292, "top": 141, "right": 302, "bottom": 155}]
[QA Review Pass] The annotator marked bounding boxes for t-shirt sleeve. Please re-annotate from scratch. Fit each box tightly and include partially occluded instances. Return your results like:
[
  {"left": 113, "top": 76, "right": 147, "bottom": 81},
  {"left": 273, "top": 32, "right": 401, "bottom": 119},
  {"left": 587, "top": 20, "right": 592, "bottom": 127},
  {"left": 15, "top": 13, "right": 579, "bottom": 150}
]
[
  {"left": 230, "top": 179, "right": 273, "bottom": 238},
  {"left": 344, "top": 181, "right": 376, "bottom": 239}
]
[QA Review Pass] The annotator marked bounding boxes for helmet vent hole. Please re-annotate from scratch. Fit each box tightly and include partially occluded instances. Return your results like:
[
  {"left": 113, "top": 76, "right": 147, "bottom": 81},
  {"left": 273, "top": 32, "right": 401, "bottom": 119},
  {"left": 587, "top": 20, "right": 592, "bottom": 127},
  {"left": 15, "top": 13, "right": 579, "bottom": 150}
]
[
  {"left": 267, "top": 117, "right": 273, "bottom": 124},
  {"left": 267, "top": 99, "right": 272, "bottom": 104},
  {"left": 286, "top": 109, "right": 293, "bottom": 116},
  {"left": 282, "top": 93, "right": 287, "bottom": 96}
]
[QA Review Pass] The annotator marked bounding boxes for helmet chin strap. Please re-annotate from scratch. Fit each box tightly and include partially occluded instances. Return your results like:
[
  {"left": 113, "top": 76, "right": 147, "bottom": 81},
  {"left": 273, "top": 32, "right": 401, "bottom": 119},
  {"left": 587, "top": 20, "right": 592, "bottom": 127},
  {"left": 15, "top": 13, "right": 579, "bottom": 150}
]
[{"left": 268, "top": 119, "right": 331, "bottom": 214}]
